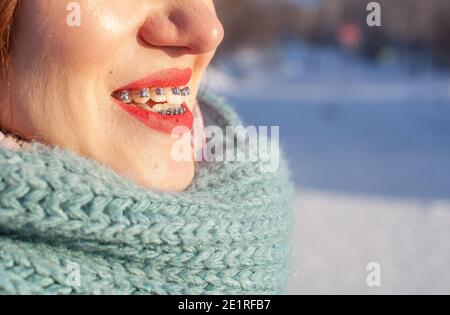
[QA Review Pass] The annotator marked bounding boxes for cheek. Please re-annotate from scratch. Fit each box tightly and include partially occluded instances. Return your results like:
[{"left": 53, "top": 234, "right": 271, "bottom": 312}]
[
  {"left": 62, "top": 0, "right": 139, "bottom": 64},
  {"left": 15, "top": 0, "right": 142, "bottom": 68}
]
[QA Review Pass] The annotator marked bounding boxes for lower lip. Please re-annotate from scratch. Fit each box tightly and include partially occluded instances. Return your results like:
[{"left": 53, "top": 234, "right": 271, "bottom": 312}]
[{"left": 115, "top": 100, "right": 194, "bottom": 135}]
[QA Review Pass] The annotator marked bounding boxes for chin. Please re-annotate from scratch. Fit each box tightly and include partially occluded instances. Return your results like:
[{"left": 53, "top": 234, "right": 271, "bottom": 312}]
[{"left": 124, "top": 160, "right": 195, "bottom": 193}]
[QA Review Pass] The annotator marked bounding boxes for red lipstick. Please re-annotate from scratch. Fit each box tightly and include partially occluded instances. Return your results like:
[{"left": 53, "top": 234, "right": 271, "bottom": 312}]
[
  {"left": 116, "top": 68, "right": 192, "bottom": 91},
  {"left": 113, "top": 68, "right": 194, "bottom": 135}
]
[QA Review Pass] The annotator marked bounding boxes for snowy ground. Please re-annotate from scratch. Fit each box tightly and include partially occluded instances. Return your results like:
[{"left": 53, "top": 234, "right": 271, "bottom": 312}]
[
  {"left": 289, "top": 190, "right": 450, "bottom": 294},
  {"left": 205, "top": 43, "right": 450, "bottom": 294}
]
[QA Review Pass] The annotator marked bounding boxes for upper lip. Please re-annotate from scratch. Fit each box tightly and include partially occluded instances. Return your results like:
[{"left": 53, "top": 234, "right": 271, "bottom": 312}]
[{"left": 114, "top": 68, "right": 192, "bottom": 92}]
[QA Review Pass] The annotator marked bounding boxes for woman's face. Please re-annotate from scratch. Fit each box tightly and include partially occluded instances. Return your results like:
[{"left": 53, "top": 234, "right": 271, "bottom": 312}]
[{"left": 1, "top": 0, "right": 223, "bottom": 191}]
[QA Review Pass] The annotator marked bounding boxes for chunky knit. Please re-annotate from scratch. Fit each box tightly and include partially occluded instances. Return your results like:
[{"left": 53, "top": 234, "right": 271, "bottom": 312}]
[{"left": 0, "top": 95, "right": 294, "bottom": 295}]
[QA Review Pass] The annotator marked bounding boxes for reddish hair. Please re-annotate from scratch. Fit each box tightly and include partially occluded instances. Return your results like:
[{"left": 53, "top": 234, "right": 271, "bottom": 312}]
[{"left": 0, "top": 0, "right": 18, "bottom": 76}]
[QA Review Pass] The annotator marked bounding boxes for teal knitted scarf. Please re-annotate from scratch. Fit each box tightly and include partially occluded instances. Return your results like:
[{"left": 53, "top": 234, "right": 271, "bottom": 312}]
[{"left": 0, "top": 95, "right": 294, "bottom": 295}]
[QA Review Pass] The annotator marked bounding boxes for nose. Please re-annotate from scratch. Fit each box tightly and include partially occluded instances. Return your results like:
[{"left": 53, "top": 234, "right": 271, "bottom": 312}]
[{"left": 139, "top": 0, "right": 224, "bottom": 54}]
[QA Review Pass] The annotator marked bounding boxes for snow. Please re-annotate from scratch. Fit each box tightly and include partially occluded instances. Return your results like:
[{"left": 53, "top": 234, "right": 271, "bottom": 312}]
[
  {"left": 204, "top": 42, "right": 450, "bottom": 294},
  {"left": 289, "top": 190, "right": 450, "bottom": 294}
]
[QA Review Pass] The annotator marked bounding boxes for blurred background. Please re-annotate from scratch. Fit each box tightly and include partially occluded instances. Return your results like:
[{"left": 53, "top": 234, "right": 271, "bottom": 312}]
[{"left": 204, "top": 0, "right": 450, "bottom": 294}]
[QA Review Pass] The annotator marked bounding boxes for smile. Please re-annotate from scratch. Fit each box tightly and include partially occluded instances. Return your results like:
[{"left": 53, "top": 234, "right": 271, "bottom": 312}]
[
  {"left": 112, "top": 68, "right": 194, "bottom": 135},
  {"left": 113, "top": 86, "right": 190, "bottom": 115}
]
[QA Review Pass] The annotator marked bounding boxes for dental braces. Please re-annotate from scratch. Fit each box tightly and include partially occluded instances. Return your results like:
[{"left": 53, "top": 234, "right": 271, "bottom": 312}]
[
  {"left": 119, "top": 87, "right": 191, "bottom": 103},
  {"left": 158, "top": 107, "right": 187, "bottom": 115},
  {"left": 117, "top": 87, "right": 191, "bottom": 116},
  {"left": 120, "top": 90, "right": 132, "bottom": 103}
]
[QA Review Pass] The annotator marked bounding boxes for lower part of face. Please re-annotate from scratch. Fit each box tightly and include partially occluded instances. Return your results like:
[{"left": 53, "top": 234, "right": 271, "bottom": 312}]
[{"left": 1, "top": 0, "right": 222, "bottom": 191}]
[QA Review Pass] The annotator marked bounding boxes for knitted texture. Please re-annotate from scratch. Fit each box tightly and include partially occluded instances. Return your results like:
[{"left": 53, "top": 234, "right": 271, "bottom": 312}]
[{"left": 0, "top": 95, "right": 294, "bottom": 295}]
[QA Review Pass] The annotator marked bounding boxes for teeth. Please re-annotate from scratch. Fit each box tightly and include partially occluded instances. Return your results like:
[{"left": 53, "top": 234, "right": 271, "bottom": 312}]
[
  {"left": 140, "top": 88, "right": 150, "bottom": 98},
  {"left": 120, "top": 91, "right": 132, "bottom": 104},
  {"left": 151, "top": 88, "right": 167, "bottom": 103},
  {"left": 153, "top": 103, "right": 186, "bottom": 116},
  {"left": 172, "top": 87, "right": 181, "bottom": 95},
  {"left": 136, "top": 104, "right": 153, "bottom": 111},
  {"left": 159, "top": 106, "right": 186, "bottom": 115},
  {"left": 181, "top": 87, "right": 191, "bottom": 96},
  {"left": 152, "top": 103, "right": 166, "bottom": 112},
  {"left": 132, "top": 88, "right": 150, "bottom": 104},
  {"left": 115, "top": 86, "right": 189, "bottom": 115},
  {"left": 167, "top": 88, "right": 184, "bottom": 105}
]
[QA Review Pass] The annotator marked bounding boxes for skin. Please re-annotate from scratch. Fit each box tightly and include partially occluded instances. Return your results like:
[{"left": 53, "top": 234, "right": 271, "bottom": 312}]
[{"left": 0, "top": 0, "right": 224, "bottom": 191}]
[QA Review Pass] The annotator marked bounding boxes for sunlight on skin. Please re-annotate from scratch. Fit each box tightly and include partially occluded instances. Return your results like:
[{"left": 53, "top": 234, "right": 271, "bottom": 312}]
[{"left": 0, "top": 0, "right": 224, "bottom": 191}]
